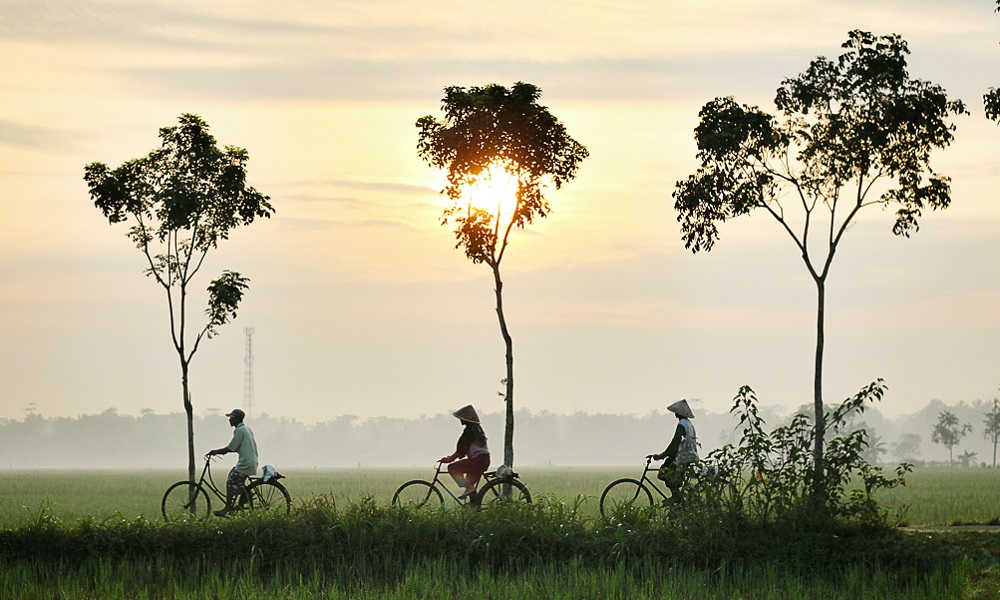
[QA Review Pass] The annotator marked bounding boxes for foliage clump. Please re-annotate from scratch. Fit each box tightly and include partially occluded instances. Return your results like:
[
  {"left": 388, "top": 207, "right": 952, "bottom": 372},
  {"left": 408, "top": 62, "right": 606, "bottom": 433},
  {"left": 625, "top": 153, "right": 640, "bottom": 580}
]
[{"left": 677, "top": 379, "right": 911, "bottom": 531}]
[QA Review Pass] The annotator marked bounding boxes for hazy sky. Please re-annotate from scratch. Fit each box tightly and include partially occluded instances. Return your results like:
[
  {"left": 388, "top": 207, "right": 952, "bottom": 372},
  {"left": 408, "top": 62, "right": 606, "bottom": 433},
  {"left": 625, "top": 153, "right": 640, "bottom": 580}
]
[{"left": 1, "top": 0, "right": 998, "bottom": 425}]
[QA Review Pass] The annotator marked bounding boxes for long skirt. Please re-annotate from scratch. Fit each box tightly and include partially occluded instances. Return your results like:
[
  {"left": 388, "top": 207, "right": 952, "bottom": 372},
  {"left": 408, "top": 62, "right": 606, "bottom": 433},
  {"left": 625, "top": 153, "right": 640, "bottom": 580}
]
[{"left": 448, "top": 453, "right": 491, "bottom": 488}]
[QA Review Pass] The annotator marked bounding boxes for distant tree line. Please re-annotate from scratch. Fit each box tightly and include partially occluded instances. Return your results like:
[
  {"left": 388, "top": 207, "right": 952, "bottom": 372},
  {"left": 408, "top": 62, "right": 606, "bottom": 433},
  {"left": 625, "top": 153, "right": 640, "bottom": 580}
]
[{"left": 2, "top": 398, "right": 998, "bottom": 470}]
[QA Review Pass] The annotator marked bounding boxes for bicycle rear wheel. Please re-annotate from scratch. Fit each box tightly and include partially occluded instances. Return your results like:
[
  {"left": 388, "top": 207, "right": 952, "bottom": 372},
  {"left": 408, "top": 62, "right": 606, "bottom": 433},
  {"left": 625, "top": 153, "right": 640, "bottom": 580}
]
[
  {"left": 161, "top": 481, "right": 210, "bottom": 522},
  {"left": 392, "top": 480, "right": 443, "bottom": 509},
  {"left": 599, "top": 478, "right": 653, "bottom": 518},
  {"left": 239, "top": 480, "right": 292, "bottom": 514},
  {"left": 476, "top": 477, "right": 531, "bottom": 507}
]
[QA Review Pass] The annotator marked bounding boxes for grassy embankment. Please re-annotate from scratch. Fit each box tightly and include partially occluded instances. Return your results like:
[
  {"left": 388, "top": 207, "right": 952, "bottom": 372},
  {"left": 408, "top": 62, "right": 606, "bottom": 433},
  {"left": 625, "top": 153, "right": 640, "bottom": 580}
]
[{"left": 0, "top": 467, "right": 998, "bottom": 598}]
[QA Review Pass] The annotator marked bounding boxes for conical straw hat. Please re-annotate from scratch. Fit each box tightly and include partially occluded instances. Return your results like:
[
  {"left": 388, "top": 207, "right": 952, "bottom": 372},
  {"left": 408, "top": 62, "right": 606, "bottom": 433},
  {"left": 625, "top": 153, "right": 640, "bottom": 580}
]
[
  {"left": 666, "top": 399, "right": 694, "bottom": 418},
  {"left": 452, "top": 405, "right": 481, "bottom": 424}
]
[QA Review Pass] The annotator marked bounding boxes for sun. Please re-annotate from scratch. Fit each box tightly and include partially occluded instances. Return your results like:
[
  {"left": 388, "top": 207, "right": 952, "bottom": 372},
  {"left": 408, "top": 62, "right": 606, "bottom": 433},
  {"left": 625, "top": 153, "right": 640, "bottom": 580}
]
[
  {"left": 433, "top": 164, "right": 519, "bottom": 227},
  {"left": 468, "top": 166, "right": 519, "bottom": 226}
]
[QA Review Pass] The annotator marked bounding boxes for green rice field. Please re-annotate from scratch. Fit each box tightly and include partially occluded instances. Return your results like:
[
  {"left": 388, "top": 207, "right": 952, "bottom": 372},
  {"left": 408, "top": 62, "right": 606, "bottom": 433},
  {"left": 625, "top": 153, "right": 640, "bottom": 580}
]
[{"left": 0, "top": 465, "right": 997, "bottom": 527}]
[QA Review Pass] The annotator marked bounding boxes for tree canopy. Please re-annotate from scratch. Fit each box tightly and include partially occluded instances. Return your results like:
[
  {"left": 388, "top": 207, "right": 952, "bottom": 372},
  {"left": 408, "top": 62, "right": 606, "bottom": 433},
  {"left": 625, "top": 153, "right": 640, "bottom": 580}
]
[
  {"left": 417, "top": 82, "right": 588, "bottom": 266},
  {"left": 675, "top": 31, "right": 965, "bottom": 253}
]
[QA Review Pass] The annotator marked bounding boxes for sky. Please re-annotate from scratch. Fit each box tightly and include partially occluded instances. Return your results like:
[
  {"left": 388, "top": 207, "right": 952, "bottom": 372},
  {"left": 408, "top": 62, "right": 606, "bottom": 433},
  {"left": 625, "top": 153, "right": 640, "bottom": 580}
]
[{"left": 1, "top": 0, "right": 998, "bottom": 427}]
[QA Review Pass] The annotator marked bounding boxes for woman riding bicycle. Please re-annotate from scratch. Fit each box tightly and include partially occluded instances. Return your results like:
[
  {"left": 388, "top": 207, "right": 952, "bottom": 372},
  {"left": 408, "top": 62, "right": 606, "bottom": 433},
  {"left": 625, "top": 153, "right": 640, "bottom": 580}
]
[
  {"left": 439, "top": 405, "right": 490, "bottom": 499},
  {"left": 651, "top": 399, "right": 699, "bottom": 502}
]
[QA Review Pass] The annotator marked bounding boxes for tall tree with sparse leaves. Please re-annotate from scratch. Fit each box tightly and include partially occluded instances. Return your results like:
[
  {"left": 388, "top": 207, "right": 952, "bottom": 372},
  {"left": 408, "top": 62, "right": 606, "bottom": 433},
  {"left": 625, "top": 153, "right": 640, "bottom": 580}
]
[
  {"left": 84, "top": 114, "right": 274, "bottom": 482},
  {"left": 984, "top": 396, "right": 1000, "bottom": 468},
  {"left": 416, "top": 82, "right": 588, "bottom": 468},
  {"left": 672, "top": 31, "right": 965, "bottom": 493}
]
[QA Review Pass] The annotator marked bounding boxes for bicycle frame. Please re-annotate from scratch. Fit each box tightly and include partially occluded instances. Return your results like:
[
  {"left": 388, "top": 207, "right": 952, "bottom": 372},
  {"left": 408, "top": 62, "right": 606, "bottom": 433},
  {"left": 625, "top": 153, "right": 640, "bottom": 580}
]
[
  {"left": 199, "top": 455, "right": 267, "bottom": 504},
  {"left": 428, "top": 461, "right": 499, "bottom": 505},
  {"left": 196, "top": 456, "right": 229, "bottom": 504},
  {"left": 636, "top": 456, "right": 672, "bottom": 501},
  {"left": 393, "top": 461, "right": 530, "bottom": 510}
]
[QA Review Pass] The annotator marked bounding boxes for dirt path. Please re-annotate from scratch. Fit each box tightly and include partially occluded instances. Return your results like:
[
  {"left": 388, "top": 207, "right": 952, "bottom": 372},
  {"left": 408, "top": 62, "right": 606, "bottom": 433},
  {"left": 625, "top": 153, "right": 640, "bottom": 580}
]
[{"left": 901, "top": 525, "right": 1000, "bottom": 532}]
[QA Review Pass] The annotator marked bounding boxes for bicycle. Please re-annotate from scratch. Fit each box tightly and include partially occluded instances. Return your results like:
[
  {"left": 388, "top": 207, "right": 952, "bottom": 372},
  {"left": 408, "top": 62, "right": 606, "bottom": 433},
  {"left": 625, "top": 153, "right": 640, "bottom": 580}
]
[
  {"left": 392, "top": 462, "right": 531, "bottom": 509},
  {"left": 599, "top": 455, "right": 678, "bottom": 518},
  {"left": 161, "top": 455, "right": 291, "bottom": 522}
]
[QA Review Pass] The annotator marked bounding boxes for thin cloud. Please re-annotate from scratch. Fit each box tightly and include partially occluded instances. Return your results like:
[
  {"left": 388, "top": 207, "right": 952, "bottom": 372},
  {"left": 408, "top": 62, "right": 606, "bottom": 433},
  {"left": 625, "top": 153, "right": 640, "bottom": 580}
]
[
  {"left": 280, "top": 179, "right": 432, "bottom": 195},
  {"left": 0, "top": 119, "right": 80, "bottom": 152},
  {"left": 277, "top": 215, "right": 416, "bottom": 232}
]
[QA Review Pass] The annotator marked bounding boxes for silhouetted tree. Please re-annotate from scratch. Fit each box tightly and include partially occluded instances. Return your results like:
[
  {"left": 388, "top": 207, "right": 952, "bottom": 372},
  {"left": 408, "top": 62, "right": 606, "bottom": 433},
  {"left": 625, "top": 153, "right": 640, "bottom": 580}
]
[
  {"left": 672, "top": 31, "right": 966, "bottom": 487},
  {"left": 83, "top": 114, "right": 274, "bottom": 482},
  {"left": 983, "top": 397, "right": 1000, "bottom": 468},
  {"left": 931, "top": 410, "right": 972, "bottom": 466},
  {"left": 416, "top": 82, "right": 589, "bottom": 468},
  {"left": 859, "top": 427, "right": 887, "bottom": 465},
  {"left": 957, "top": 450, "right": 979, "bottom": 468}
]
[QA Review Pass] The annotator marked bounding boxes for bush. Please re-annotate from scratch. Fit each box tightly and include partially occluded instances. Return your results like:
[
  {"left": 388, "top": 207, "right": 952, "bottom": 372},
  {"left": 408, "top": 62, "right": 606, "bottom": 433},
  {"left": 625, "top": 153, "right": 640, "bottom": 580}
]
[{"left": 678, "top": 379, "right": 911, "bottom": 532}]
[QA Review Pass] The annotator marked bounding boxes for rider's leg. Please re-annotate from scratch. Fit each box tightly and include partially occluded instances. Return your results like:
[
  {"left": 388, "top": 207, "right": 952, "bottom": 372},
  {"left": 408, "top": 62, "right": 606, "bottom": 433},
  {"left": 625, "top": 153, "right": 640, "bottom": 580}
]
[
  {"left": 447, "top": 460, "right": 471, "bottom": 493},
  {"left": 665, "top": 463, "right": 686, "bottom": 504},
  {"left": 215, "top": 468, "right": 246, "bottom": 517},
  {"left": 459, "top": 455, "right": 490, "bottom": 498},
  {"left": 449, "top": 455, "right": 489, "bottom": 498}
]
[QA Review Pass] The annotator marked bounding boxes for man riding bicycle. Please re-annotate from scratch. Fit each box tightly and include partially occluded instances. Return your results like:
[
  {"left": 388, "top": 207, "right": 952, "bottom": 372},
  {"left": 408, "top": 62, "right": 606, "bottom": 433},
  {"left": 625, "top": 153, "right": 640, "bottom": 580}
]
[{"left": 206, "top": 408, "right": 257, "bottom": 517}]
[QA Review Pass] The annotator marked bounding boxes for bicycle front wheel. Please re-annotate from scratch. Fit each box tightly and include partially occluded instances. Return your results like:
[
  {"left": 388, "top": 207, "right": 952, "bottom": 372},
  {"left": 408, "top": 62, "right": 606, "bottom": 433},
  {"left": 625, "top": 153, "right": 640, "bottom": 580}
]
[
  {"left": 476, "top": 477, "right": 532, "bottom": 507},
  {"left": 392, "top": 480, "right": 443, "bottom": 509},
  {"left": 600, "top": 478, "right": 653, "bottom": 518},
  {"left": 161, "top": 481, "right": 211, "bottom": 522},
  {"left": 239, "top": 480, "right": 292, "bottom": 514}
]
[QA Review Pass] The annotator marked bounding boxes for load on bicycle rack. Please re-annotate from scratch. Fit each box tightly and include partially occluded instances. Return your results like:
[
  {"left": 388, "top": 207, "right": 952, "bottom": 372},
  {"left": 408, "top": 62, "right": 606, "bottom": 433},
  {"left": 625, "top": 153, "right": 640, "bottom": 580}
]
[
  {"left": 161, "top": 454, "right": 292, "bottom": 522},
  {"left": 392, "top": 461, "right": 532, "bottom": 509}
]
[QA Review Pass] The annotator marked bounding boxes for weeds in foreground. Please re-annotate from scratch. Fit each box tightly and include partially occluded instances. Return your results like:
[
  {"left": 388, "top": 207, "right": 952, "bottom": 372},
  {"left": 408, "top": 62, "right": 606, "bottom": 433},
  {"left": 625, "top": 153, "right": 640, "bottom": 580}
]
[
  {"left": 0, "top": 554, "right": 974, "bottom": 600},
  {"left": 0, "top": 487, "right": 991, "bottom": 598},
  {"left": 675, "top": 380, "right": 912, "bottom": 535}
]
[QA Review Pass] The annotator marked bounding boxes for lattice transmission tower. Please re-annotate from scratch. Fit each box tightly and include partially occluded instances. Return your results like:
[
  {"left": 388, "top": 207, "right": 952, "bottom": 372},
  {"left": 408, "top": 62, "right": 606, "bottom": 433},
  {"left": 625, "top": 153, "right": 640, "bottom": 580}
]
[{"left": 243, "top": 327, "right": 255, "bottom": 418}]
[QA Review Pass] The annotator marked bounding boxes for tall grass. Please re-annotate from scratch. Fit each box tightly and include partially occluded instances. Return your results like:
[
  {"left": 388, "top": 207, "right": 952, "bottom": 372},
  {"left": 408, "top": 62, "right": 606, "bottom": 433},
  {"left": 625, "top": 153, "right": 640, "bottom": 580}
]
[
  {"left": 0, "top": 495, "right": 986, "bottom": 599},
  {"left": 0, "top": 554, "right": 973, "bottom": 599}
]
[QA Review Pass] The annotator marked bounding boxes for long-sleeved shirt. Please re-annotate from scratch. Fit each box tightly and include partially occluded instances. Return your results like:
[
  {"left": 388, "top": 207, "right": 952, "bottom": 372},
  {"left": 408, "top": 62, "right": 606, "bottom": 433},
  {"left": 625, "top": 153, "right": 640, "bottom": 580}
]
[
  {"left": 655, "top": 418, "right": 697, "bottom": 465},
  {"left": 452, "top": 423, "right": 489, "bottom": 459}
]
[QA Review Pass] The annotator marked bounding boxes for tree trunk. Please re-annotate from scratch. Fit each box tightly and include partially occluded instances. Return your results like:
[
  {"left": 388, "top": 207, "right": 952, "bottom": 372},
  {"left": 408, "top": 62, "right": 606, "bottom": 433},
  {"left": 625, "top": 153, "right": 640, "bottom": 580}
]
[
  {"left": 812, "top": 277, "right": 826, "bottom": 497},
  {"left": 492, "top": 264, "right": 515, "bottom": 469},
  {"left": 182, "top": 363, "right": 195, "bottom": 483}
]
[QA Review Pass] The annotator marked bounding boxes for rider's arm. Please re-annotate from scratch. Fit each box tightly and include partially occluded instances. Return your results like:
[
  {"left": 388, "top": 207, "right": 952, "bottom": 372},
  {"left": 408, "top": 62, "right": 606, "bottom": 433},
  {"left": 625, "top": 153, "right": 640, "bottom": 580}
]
[
  {"left": 652, "top": 422, "right": 685, "bottom": 461},
  {"left": 441, "top": 429, "right": 473, "bottom": 462},
  {"left": 208, "top": 427, "right": 244, "bottom": 456}
]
